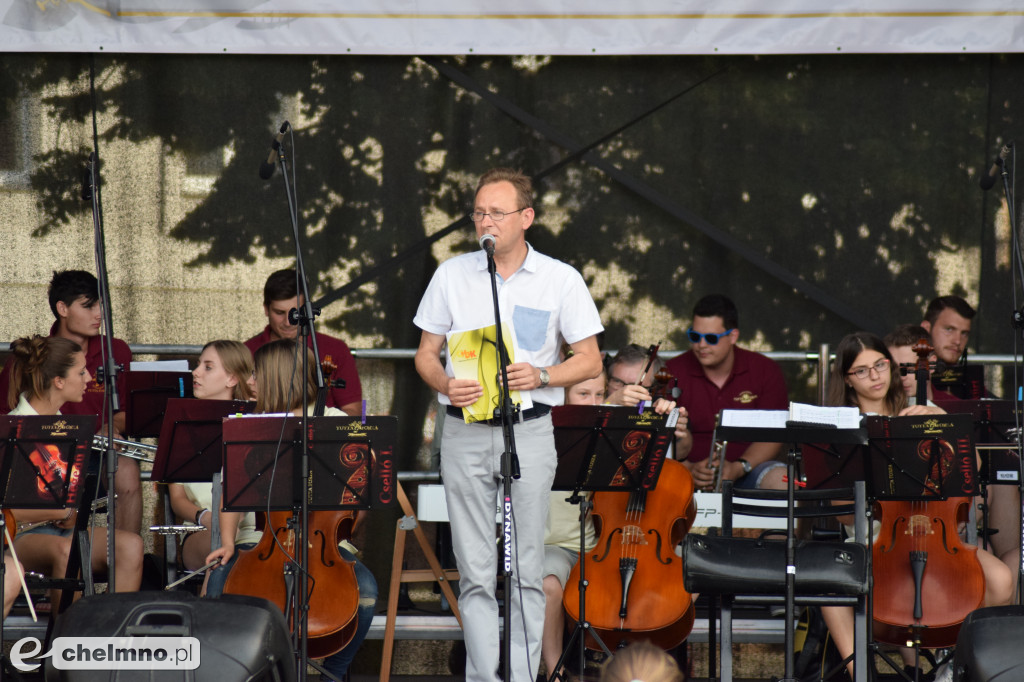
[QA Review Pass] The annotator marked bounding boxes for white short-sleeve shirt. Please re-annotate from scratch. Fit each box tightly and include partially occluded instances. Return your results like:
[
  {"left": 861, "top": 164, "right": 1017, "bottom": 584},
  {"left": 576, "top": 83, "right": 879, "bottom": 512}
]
[{"left": 414, "top": 243, "right": 603, "bottom": 407}]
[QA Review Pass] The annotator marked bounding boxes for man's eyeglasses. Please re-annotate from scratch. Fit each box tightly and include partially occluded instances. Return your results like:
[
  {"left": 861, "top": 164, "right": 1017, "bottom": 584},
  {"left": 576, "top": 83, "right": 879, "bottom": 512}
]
[
  {"left": 847, "top": 358, "right": 890, "bottom": 380},
  {"left": 607, "top": 376, "right": 653, "bottom": 392},
  {"left": 468, "top": 208, "right": 526, "bottom": 222},
  {"left": 686, "top": 328, "right": 734, "bottom": 345}
]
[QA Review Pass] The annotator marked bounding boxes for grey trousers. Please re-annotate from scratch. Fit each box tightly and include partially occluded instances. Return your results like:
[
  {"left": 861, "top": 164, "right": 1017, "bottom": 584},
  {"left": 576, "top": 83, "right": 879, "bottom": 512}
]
[{"left": 441, "top": 413, "right": 555, "bottom": 682}]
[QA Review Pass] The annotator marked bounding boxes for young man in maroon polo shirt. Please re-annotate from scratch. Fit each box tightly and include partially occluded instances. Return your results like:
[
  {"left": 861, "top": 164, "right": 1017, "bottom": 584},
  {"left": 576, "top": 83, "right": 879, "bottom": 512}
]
[
  {"left": 0, "top": 270, "right": 140, "bottom": 533},
  {"left": 243, "top": 268, "right": 362, "bottom": 415},
  {"left": 663, "top": 294, "right": 787, "bottom": 491}
]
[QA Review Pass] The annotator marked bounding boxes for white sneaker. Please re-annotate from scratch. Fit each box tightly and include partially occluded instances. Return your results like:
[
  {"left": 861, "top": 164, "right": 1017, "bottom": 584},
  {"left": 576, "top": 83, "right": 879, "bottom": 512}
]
[{"left": 932, "top": 662, "right": 953, "bottom": 682}]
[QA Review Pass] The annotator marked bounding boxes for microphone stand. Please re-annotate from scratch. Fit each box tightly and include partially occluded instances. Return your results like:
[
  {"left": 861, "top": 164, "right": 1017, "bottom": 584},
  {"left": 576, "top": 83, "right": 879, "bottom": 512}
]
[
  {"left": 483, "top": 242, "right": 522, "bottom": 682},
  {"left": 266, "top": 121, "right": 329, "bottom": 682},
  {"left": 84, "top": 149, "right": 120, "bottom": 593}
]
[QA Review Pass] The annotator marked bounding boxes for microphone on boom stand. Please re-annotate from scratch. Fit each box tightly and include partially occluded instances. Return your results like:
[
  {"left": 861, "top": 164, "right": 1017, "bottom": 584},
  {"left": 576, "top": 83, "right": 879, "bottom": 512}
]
[{"left": 259, "top": 121, "right": 290, "bottom": 180}]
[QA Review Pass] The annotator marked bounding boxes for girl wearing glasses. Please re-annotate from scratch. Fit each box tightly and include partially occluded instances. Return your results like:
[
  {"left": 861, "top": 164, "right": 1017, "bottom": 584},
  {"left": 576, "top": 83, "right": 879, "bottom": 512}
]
[
  {"left": 820, "top": 332, "right": 1012, "bottom": 680},
  {"left": 826, "top": 332, "right": 948, "bottom": 418}
]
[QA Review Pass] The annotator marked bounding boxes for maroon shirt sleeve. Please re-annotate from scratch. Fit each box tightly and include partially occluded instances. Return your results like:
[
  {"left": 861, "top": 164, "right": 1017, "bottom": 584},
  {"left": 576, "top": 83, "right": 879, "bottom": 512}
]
[{"left": 113, "top": 337, "right": 133, "bottom": 413}]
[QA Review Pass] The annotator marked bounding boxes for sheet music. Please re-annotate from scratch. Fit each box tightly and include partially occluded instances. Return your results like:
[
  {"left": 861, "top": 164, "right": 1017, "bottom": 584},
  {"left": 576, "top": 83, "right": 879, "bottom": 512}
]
[
  {"left": 665, "top": 408, "right": 679, "bottom": 429},
  {"left": 130, "top": 359, "right": 190, "bottom": 372},
  {"left": 720, "top": 409, "right": 789, "bottom": 428},
  {"left": 788, "top": 402, "right": 862, "bottom": 429}
]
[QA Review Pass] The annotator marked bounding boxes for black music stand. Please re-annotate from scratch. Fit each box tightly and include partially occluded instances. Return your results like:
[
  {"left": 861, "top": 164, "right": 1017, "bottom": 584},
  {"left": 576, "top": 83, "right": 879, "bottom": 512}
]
[
  {"left": 221, "top": 415, "right": 397, "bottom": 512},
  {"left": 715, "top": 419, "right": 868, "bottom": 682},
  {"left": 941, "top": 399, "right": 1024, "bottom": 600},
  {"left": 221, "top": 415, "right": 396, "bottom": 681},
  {"left": 0, "top": 415, "right": 92, "bottom": 509},
  {"left": 862, "top": 413, "right": 976, "bottom": 501},
  {"left": 152, "top": 398, "right": 252, "bottom": 483},
  {"left": 547, "top": 404, "right": 676, "bottom": 681},
  {"left": 150, "top": 398, "right": 252, "bottom": 568},
  {"left": 124, "top": 370, "right": 194, "bottom": 439},
  {"left": 939, "top": 400, "right": 1021, "bottom": 485},
  {"left": 0, "top": 414, "right": 92, "bottom": 673},
  {"left": 932, "top": 365, "right": 987, "bottom": 400}
]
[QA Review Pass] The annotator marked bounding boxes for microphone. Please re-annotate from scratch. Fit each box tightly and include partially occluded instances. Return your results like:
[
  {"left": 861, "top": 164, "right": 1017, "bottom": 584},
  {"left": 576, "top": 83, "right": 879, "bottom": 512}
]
[
  {"left": 479, "top": 233, "right": 496, "bottom": 256},
  {"left": 81, "top": 165, "right": 93, "bottom": 202},
  {"left": 980, "top": 142, "right": 1012, "bottom": 190},
  {"left": 81, "top": 152, "right": 96, "bottom": 201},
  {"left": 258, "top": 121, "right": 290, "bottom": 180}
]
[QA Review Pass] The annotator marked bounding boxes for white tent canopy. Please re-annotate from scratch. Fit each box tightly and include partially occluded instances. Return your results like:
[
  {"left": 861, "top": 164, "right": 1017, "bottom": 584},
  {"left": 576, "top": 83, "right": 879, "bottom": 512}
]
[{"left": 2, "top": 1, "right": 1022, "bottom": 55}]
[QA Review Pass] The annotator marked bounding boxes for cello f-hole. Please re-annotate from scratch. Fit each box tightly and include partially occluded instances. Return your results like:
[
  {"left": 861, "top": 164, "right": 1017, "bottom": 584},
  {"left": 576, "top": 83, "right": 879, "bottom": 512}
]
[
  {"left": 646, "top": 529, "right": 671, "bottom": 565},
  {"left": 314, "top": 529, "right": 336, "bottom": 567},
  {"left": 878, "top": 515, "right": 908, "bottom": 554},
  {"left": 592, "top": 528, "right": 622, "bottom": 563}
]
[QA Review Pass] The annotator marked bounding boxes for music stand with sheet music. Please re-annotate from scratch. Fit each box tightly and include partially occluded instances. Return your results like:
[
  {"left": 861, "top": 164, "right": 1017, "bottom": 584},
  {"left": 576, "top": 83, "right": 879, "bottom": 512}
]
[
  {"left": 716, "top": 418, "right": 868, "bottom": 682},
  {"left": 124, "top": 370, "right": 194, "bottom": 439},
  {"left": 0, "top": 415, "right": 92, "bottom": 509},
  {"left": 861, "top": 413, "right": 976, "bottom": 501},
  {"left": 0, "top": 413, "right": 92, "bottom": 668},
  {"left": 805, "top": 414, "right": 978, "bottom": 500},
  {"left": 221, "top": 415, "right": 397, "bottom": 513},
  {"left": 547, "top": 404, "right": 676, "bottom": 680}
]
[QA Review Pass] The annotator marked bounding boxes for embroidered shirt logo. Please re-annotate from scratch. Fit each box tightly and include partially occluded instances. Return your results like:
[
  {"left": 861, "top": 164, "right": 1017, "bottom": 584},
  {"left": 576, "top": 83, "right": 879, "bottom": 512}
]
[{"left": 734, "top": 391, "right": 758, "bottom": 404}]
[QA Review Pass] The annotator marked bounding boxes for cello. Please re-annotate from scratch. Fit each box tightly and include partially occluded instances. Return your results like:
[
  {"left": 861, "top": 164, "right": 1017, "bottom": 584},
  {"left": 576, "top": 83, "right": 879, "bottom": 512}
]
[
  {"left": 224, "top": 510, "right": 361, "bottom": 659},
  {"left": 871, "top": 338, "right": 985, "bottom": 647},
  {"left": 563, "top": 345, "right": 696, "bottom": 650}
]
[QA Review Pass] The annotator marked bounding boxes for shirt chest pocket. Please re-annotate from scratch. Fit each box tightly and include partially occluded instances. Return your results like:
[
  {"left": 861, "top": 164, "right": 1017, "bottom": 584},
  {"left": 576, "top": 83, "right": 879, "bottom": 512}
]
[{"left": 513, "top": 306, "right": 551, "bottom": 352}]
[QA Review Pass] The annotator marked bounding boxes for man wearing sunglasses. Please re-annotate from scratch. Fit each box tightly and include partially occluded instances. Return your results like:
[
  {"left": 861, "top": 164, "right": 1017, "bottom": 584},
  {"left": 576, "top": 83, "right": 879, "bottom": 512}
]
[{"left": 662, "top": 294, "right": 788, "bottom": 491}]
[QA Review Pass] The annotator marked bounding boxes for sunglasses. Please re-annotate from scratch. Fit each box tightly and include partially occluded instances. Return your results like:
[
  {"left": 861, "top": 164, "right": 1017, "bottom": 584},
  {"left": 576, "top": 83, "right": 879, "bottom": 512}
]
[{"left": 686, "top": 328, "right": 734, "bottom": 345}]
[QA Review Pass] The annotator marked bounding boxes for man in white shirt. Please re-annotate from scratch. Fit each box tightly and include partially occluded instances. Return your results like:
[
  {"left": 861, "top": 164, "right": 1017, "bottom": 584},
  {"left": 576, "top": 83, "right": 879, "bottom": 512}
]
[{"left": 414, "top": 168, "right": 603, "bottom": 682}]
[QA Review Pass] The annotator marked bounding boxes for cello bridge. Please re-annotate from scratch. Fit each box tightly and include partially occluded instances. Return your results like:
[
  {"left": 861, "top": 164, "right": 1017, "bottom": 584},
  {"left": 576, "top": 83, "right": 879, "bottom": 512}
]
[
  {"left": 620, "top": 525, "right": 648, "bottom": 545},
  {"left": 903, "top": 515, "right": 934, "bottom": 536}
]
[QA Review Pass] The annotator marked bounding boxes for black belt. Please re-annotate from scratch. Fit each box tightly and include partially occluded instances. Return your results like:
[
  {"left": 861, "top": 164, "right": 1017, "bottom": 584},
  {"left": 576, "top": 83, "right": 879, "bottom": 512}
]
[{"left": 445, "top": 403, "right": 552, "bottom": 426}]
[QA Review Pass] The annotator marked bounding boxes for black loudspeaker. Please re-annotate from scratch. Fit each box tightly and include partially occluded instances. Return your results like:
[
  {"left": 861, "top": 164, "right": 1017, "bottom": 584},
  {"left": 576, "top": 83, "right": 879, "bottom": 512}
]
[
  {"left": 43, "top": 591, "right": 295, "bottom": 681},
  {"left": 953, "top": 606, "right": 1024, "bottom": 682}
]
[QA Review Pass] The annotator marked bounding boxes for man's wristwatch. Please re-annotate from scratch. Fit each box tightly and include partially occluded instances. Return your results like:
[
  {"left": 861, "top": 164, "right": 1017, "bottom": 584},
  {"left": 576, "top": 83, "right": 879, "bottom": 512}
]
[
  {"left": 738, "top": 458, "right": 752, "bottom": 476},
  {"left": 538, "top": 367, "right": 550, "bottom": 388}
]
